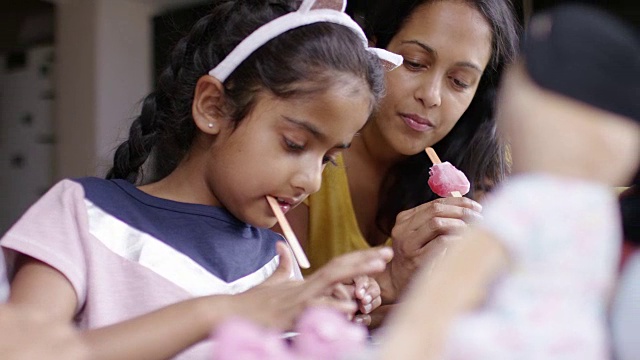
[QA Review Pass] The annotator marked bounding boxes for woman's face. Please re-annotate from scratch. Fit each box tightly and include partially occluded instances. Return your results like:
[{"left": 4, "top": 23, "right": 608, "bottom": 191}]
[{"left": 370, "top": 0, "right": 493, "bottom": 156}]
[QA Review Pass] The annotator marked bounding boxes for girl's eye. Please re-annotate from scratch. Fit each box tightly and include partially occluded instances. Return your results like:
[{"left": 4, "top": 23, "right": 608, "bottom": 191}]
[
  {"left": 284, "top": 138, "right": 304, "bottom": 151},
  {"left": 322, "top": 155, "right": 338, "bottom": 166}
]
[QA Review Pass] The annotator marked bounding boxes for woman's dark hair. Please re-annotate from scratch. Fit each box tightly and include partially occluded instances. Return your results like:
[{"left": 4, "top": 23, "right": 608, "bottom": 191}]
[
  {"left": 106, "top": 0, "right": 385, "bottom": 184},
  {"left": 369, "top": 0, "right": 521, "bottom": 238}
]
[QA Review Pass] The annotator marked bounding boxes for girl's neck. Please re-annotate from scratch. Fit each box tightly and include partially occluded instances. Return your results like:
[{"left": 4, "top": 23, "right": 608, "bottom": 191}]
[{"left": 138, "top": 152, "right": 220, "bottom": 207}]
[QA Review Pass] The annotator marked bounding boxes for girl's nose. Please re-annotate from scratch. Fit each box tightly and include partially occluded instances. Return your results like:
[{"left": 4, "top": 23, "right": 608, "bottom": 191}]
[{"left": 291, "top": 160, "right": 323, "bottom": 195}]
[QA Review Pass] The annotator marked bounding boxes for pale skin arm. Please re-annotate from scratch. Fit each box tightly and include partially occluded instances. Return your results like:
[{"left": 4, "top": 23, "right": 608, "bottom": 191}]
[
  {"left": 379, "top": 227, "right": 508, "bottom": 360},
  {"left": 8, "top": 242, "right": 392, "bottom": 360}
]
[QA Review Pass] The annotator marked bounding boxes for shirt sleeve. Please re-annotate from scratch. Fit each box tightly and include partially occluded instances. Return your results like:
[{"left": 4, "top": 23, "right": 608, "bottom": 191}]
[{"left": 1, "top": 179, "right": 89, "bottom": 312}]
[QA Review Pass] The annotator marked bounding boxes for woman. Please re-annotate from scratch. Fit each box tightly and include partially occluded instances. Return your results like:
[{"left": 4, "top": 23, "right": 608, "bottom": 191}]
[{"left": 282, "top": 0, "right": 520, "bottom": 319}]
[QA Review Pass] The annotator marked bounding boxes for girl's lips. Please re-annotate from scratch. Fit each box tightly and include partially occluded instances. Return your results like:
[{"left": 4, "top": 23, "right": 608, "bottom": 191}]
[
  {"left": 272, "top": 197, "right": 294, "bottom": 214},
  {"left": 401, "top": 114, "right": 433, "bottom": 132},
  {"left": 279, "top": 203, "right": 291, "bottom": 214}
]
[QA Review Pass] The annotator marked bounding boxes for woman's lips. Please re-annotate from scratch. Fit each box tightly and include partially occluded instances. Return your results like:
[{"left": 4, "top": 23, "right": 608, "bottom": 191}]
[{"left": 400, "top": 113, "right": 434, "bottom": 132}]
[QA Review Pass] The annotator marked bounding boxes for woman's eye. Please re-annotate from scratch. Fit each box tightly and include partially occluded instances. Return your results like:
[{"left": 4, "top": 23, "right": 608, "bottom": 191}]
[
  {"left": 322, "top": 155, "right": 338, "bottom": 166},
  {"left": 451, "top": 77, "right": 471, "bottom": 90},
  {"left": 284, "top": 138, "right": 304, "bottom": 151},
  {"left": 403, "top": 59, "right": 426, "bottom": 71}
]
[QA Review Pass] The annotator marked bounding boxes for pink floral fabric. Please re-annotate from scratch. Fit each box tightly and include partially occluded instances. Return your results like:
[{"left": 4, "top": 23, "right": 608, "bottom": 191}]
[{"left": 444, "top": 174, "right": 620, "bottom": 359}]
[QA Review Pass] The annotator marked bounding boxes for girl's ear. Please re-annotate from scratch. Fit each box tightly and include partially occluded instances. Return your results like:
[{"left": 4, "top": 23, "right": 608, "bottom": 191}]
[{"left": 192, "top": 75, "right": 227, "bottom": 135}]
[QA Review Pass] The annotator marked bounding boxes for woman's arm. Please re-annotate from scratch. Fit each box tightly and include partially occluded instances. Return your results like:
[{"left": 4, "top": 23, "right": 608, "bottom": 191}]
[{"left": 379, "top": 227, "right": 508, "bottom": 360}]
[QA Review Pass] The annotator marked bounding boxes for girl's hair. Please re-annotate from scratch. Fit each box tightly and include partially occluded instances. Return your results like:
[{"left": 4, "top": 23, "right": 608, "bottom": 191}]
[
  {"left": 369, "top": 0, "right": 520, "bottom": 238},
  {"left": 106, "top": 0, "right": 385, "bottom": 184}
]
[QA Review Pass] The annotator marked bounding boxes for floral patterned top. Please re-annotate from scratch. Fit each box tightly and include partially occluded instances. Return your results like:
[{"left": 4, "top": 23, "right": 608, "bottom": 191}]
[{"left": 444, "top": 174, "right": 620, "bottom": 360}]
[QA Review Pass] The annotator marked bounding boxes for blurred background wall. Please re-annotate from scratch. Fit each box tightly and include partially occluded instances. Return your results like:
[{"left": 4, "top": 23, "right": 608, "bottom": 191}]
[{"left": 0, "top": 0, "right": 636, "bottom": 232}]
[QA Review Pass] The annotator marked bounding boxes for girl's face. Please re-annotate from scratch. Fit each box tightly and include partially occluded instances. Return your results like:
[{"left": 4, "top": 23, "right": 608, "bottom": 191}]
[
  {"left": 370, "top": 0, "right": 493, "bottom": 156},
  {"left": 206, "top": 79, "right": 372, "bottom": 227}
]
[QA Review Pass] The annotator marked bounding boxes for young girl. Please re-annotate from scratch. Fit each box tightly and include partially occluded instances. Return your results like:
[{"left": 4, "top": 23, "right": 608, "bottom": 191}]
[
  {"left": 280, "top": 0, "right": 520, "bottom": 324},
  {"left": 380, "top": 4, "right": 640, "bottom": 359},
  {"left": 0, "top": 0, "right": 400, "bottom": 359}
]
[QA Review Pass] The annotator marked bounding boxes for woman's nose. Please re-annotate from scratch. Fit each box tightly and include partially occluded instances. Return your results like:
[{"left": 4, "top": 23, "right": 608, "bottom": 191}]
[{"left": 414, "top": 73, "right": 442, "bottom": 108}]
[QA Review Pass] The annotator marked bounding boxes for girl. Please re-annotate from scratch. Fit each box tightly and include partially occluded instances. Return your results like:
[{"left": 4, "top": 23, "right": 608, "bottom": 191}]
[
  {"left": 380, "top": 4, "right": 640, "bottom": 359},
  {"left": 282, "top": 0, "right": 520, "bottom": 317},
  {"left": 0, "top": 0, "right": 400, "bottom": 359}
]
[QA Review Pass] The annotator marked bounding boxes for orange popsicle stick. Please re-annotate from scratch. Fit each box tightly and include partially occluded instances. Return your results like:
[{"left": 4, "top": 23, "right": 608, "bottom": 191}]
[
  {"left": 425, "top": 147, "right": 462, "bottom": 198},
  {"left": 266, "top": 196, "right": 311, "bottom": 269}
]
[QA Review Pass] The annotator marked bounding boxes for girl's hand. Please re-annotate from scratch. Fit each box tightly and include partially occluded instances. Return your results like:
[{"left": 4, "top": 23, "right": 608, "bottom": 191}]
[
  {"left": 229, "top": 242, "right": 393, "bottom": 331},
  {"left": 385, "top": 197, "right": 482, "bottom": 302}
]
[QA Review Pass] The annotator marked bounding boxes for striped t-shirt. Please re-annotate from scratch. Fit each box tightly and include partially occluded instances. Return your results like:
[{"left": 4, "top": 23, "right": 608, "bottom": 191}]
[{"left": 1, "top": 177, "right": 294, "bottom": 359}]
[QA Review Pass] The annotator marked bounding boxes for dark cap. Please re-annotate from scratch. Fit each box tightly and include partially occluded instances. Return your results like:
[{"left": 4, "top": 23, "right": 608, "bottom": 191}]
[{"left": 522, "top": 3, "right": 640, "bottom": 123}]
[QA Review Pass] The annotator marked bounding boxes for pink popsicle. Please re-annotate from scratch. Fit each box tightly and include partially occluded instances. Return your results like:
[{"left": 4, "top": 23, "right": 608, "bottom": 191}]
[{"left": 425, "top": 147, "right": 470, "bottom": 198}]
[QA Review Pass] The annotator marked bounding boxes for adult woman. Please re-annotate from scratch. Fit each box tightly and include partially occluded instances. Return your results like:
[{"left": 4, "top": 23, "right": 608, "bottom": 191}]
[{"left": 283, "top": 0, "right": 520, "bottom": 314}]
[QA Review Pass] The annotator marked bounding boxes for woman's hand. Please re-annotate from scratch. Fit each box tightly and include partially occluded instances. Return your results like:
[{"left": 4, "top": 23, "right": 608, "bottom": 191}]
[
  {"left": 384, "top": 197, "right": 482, "bottom": 303},
  {"left": 230, "top": 242, "right": 393, "bottom": 331}
]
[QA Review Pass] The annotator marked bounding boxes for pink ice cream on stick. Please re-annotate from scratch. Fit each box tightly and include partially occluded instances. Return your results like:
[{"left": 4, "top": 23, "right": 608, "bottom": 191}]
[{"left": 425, "top": 147, "right": 470, "bottom": 198}]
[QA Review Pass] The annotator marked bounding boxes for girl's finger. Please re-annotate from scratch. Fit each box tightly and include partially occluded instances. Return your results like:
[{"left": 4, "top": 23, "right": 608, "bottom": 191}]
[
  {"left": 304, "top": 247, "right": 393, "bottom": 296},
  {"left": 309, "top": 297, "right": 358, "bottom": 319}
]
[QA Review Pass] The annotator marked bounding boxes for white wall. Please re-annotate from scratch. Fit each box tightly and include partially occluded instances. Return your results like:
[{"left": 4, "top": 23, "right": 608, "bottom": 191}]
[
  {"left": 51, "top": 0, "right": 210, "bottom": 179},
  {"left": 55, "top": 0, "right": 154, "bottom": 179},
  {"left": 94, "top": 0, "right": 153, "bottom": 176}
]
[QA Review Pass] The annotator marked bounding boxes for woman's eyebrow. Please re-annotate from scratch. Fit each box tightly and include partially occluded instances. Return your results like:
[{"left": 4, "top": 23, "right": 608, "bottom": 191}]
[{"left": 401, "top": 40, "right": 483, "bottom": 73}]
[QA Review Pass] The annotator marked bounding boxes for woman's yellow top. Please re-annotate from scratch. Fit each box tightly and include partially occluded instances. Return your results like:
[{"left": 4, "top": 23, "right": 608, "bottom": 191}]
[{"left": 304, "top": 154, "right": 390, "bottom": 275}]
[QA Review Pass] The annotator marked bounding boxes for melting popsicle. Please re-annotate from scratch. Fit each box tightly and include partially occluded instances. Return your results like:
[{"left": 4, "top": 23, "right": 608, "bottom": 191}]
[{"left": 425, "top": 147, "right": 470, "bottom": 198}]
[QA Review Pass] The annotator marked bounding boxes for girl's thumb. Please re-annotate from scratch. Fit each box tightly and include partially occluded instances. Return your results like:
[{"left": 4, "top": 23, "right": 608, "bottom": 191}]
[{"left": 267, "top": 241, "right": 294, "bottom": 284}]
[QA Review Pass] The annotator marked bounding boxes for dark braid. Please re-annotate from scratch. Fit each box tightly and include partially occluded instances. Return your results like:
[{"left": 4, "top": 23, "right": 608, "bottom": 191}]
[{"left": 107, "top": 0, "right": 384, "bottom": 185}]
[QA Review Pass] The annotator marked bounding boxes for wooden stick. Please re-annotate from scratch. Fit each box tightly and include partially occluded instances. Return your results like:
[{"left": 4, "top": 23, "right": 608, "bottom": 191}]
[
  {"left": 425, "top": 147, "right": 462, "bottom": 198},
  {"left": 266, "top": 196, "right": 311, "bottom": 269}
]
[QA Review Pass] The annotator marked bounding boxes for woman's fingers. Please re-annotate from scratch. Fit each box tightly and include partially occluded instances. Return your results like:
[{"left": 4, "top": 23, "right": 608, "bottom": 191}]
[{"left": 405, "top": 200, "right": 481, "bottom": 229}]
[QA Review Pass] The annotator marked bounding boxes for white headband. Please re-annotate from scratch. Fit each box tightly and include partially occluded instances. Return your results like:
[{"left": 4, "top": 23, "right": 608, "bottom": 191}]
[{"left": 208, "top": 0, "right": 403, "bottom": 82}]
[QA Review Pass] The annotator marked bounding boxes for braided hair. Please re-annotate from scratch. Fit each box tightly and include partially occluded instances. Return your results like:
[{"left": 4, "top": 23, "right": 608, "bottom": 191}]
[{"left": 106, "top": 0, "right": 385, "bottom": 184}]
